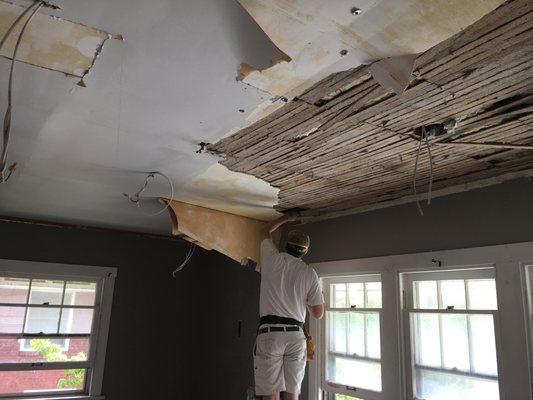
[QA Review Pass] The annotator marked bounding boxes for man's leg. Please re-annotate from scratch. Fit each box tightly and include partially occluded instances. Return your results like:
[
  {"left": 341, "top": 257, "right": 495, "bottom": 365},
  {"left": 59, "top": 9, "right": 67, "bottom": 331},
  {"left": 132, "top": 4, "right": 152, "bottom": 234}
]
[
  {"left": 283, "top": 333, "right": 307, "bottom": 400},
  {"left": 254, "top": 333, "right": 286, "bottom": 398}
]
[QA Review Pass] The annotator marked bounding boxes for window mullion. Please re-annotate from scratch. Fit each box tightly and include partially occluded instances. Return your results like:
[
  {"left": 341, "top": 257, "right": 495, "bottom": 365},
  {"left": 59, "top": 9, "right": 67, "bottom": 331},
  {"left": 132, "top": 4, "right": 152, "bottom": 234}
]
[
  {"left": 437, "top": 281, "right": 445, "bottom": 368},
  {"left": 21, "top": 278, "right": 33, "bottom": 334},
  {"left": 56, "top": 280, "right": 67, "bottom": 334},
  {"left": 465, "top": 280, "right": 474, "bottom": 373}
]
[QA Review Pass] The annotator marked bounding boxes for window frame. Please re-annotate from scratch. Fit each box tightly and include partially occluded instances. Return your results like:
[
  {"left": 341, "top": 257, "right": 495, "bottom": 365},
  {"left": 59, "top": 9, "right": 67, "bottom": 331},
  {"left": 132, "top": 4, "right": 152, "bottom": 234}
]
[
  {"left": 308, "top": 241, "right": 533, "bottom": 400},
  {"left": 0, "top": 259, "right": 116, "bottom": 400},
  {"left": 401, "top": 267, "right": 503, "bottom": 399},
  {"left": 322, "top": 275, "right": 383, "bottom": 400}
]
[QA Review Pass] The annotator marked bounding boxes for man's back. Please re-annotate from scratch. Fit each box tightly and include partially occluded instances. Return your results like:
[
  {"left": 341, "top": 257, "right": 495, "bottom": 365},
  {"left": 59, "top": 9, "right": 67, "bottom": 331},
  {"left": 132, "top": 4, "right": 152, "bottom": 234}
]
[{"left": 259, "top": 239, "right": 323, "bottom": 323}]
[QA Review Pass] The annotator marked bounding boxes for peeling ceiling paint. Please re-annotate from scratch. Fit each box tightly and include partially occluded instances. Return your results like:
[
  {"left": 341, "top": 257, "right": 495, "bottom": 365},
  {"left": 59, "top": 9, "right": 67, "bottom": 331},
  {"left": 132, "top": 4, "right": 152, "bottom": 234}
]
[
  {"left": 174, "top": 163, "right": 281, "bottom": 221},
  {"left": 0, "top": 0, "right": 114, "bottom": 78}
]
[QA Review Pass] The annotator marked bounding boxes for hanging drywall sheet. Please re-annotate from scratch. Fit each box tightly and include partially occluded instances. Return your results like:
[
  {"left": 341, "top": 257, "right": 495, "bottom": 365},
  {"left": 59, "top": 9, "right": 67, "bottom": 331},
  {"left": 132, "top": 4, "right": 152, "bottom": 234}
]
[
  {"left": 0, "top": 0, "right": 112, "bottom": 77},
  {"left": 166, "top": 199, "right": 268, "bottom": 263}
]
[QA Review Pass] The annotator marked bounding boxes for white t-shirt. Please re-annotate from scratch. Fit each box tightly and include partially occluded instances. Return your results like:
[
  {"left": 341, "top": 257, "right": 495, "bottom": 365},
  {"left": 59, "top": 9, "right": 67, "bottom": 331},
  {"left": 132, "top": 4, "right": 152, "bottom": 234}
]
[{"left": 259, "top": 239, "right": 324, "bottom": 323}]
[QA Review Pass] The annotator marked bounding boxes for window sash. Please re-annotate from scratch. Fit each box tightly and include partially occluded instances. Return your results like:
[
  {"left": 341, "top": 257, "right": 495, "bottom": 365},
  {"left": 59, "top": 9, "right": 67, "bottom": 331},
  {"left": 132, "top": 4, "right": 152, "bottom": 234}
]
[
  {"left": 323, "top": 276, "right": 383, "bottom": 399},
  {"left": 402, "top": 282, "right": 501, "bottom": 400},
  {"left": 0, "top": 276, "right": 103, "bottom": 398}
]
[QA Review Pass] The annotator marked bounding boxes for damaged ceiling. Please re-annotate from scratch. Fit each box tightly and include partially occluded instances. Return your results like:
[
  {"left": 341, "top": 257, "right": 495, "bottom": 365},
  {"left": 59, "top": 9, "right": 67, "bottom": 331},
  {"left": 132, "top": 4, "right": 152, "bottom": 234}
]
[
  {"left": 210, "top": 0, "right": 533, "bottom": 220},
  {"left": 0, "top": 0, "right": 529, "bottom": 235}
]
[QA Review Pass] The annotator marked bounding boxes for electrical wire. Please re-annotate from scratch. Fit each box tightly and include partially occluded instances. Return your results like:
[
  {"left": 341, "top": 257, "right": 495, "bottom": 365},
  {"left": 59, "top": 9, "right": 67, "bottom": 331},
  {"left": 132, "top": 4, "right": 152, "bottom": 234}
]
[
  {"left": 412, "top": 126, "right": 435, "bottom": 215},
  {"left": 172, "top": 243, "right": 196, "bottom": 277},
  {"left": 0, "top": 1, "right": 45, "bottom": 183},
  {"left": 425, "top": 131, "right": 434, "bottom": 205},
  {"left": 412, "top": 127, "right": 425, "bottom": 216},
  {"left": 123, "top": 171, "right": 174, "bottom": 216}
]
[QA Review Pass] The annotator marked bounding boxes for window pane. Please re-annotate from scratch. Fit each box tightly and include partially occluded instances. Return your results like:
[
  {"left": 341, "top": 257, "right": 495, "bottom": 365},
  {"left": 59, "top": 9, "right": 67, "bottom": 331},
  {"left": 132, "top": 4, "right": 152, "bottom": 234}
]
[
  {"left": 60, "top": 309, "right": 93, "bottom": 334},
  {"left": 25, "top": 307, "right": 60, "bottom": 334},
  {"left": 329, "top": 312, "right": 347, "bottom": 353},
  {"left": 366, "top": 282, "right": 382, "bottom": 308},
  {"left": 0, "top": 306, "right": 25, "bottom": 333},
  {"left": 414, "top": 368, "right": 499, "bottom": 400},
  {"left": 0, "top": 277, "right": 30, "bottom": 304},
  {"left": 366, "top": 313, "right": 380, "bottom": 359},
  {"left": 470, "top": 315, "right": 498, "bottom": 376},
  {"left": 416, "top": 281, "right": 438, "bottom": 309},
  {"left": 0, "top": 337, "right": 89, "bottom": 363},
  {"left": 348, "top": 313, "right": 364, "bottom": 356},
  {"left": 327, "top": 356, "right": 381, "bottom": 392},
  {"left": 412, "top": 313, "right": 441, "bottom": 367},
  {"left": 332, "top": 284, "right": 347, "bottom": 308},
  {"left": 29, "top": 280, "right": 64, "bottom": 305},
  {"left": 441, "top": 314, "right": 470, "bottom": 371},
  {"left": 334, "top": 395, "right": 362, "bottom": 400},
  {"left": 441, "top": 280, "right": 466, "bottom": 309},
  {"left": 348, "top": 283, "right": 364, "bottom": 308},
  {"left": 65, "top": 282, "right": 96, "bottom": 306},
  {"left": 468, "top": 280, "right": 497, "bottom": 310},
  {"left": 0, "top": 369, "right": 86, "bottom": 395}
]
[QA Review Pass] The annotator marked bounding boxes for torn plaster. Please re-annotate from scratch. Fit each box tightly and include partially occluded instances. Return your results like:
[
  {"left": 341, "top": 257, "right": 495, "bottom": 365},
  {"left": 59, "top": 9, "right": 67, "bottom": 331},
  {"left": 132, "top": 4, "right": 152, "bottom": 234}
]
[
  {"left": 236, "top": 0, "right": 505, "bottom": 97},
  {"left": 174, "top": 163, "right": 282, "bottom": 222},
  {"left": 370, "top": 54, "right": 418, "bottom": 95},
  {"left": 0, "top": 0, "right": 111, "bottom": 77}
]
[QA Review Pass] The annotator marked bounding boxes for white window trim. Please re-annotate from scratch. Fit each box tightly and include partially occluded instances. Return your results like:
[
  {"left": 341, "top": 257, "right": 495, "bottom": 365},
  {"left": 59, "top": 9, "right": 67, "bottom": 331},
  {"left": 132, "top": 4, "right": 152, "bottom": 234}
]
[
  {"left": 0, "top": 259, "right": 116, "bottom": 400},
  {"left": 309, "top": 241, "right": 533, "bottom": 400}
]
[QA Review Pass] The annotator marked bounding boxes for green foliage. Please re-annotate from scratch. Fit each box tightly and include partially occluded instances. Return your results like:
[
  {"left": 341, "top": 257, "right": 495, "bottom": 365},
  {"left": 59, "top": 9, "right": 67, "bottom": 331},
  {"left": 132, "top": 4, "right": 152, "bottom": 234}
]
[{"left": 30, "top": 339, "right": 85, "bottom": 389}]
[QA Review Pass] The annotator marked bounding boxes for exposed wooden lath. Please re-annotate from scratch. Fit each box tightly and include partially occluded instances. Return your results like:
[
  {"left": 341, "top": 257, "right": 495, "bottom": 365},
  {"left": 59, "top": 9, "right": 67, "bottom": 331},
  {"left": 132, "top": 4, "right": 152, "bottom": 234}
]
[{"left": 209, "top": 0, "right": 533, "bottom": 220}]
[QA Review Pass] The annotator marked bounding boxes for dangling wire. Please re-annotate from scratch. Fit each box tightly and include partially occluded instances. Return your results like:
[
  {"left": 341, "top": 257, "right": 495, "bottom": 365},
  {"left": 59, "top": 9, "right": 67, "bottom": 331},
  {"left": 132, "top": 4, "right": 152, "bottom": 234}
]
[
  {"left": 425, "top": 130, "right": 434, "bottom": 205},
  {"left": 123, "top": 171, "right": 174, "bottom": 216},
  {"left": 0, "top": 1, "right": 46, "bottom": 183},
  {"left": 172, "top": 243, "right": 196, "bottom": 277},
  {"left": 413, "top": 126, "right": 435, "bottom": 215},
  {"left": 413, "top": 127, "right": 425, "bottom": 216}
]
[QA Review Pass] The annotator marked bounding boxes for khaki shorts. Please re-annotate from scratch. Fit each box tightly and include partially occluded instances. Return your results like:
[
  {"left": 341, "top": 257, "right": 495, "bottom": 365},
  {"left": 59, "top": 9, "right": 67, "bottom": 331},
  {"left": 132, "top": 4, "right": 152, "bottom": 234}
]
[{"left": 253, "top": 331, "right": 307, "bottom": 395}]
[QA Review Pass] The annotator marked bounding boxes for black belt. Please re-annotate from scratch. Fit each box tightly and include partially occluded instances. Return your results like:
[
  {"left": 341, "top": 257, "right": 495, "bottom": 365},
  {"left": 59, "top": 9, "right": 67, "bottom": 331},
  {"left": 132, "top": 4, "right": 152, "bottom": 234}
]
[
  {"left": 258, "top": 326, "right": 302, "bottom": 334},
  {"left": 259, "top": 315, "right": 304, "bottom": 328}
]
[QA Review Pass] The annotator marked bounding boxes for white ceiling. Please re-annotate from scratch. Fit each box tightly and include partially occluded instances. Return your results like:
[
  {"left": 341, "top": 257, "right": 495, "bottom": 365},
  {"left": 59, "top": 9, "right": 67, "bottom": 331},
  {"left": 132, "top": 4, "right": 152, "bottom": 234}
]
[
  {"left": 0, "top": 0, "right": 504, "bottom": 234},
  {"left": 0, "top": 0, "right": 284, "bottom": 233}
]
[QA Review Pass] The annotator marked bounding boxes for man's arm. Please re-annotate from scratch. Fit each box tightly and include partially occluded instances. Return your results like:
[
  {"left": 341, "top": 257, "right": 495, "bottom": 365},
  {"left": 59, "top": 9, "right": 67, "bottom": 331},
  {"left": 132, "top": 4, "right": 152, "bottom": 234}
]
[
  {"left": 308, "top": 304, "right": 325, "bottom": 320},
  {"left": 261, "top": 212, "right": 300, "bottom": 243}
]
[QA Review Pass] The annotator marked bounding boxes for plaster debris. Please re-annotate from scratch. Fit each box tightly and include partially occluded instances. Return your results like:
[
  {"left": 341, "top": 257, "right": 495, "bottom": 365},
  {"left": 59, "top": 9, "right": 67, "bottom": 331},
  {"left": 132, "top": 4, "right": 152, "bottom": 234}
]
[{"left": 0, "top": 0, "right": 119, "bottom": 78}]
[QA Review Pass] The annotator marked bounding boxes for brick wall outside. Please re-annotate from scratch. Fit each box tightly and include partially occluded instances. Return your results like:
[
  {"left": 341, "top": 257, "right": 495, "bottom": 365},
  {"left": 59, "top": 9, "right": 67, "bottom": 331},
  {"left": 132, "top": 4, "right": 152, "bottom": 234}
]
[{"left": 0, "top": 286, "right": 92, "bottom": 395}]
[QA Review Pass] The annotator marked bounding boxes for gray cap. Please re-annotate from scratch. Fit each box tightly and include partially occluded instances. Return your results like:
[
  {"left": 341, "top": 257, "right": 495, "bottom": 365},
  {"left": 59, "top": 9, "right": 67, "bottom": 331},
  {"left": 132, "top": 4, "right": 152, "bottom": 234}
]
[{"left": 287, "top": 230, "right": 310, "bottom": 250}]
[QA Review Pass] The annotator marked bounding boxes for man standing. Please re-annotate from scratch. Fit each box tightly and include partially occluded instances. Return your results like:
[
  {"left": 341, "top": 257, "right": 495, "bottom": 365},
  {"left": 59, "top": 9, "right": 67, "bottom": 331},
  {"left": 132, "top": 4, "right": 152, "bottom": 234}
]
[{"left": 254, "top": 216, "right": 325, "bottom": 400}]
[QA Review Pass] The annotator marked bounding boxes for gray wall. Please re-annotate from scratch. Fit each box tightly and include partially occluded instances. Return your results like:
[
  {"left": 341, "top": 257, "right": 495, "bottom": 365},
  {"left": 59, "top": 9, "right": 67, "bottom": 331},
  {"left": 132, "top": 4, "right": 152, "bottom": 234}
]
[
  {"left": 0, "top": 220, "right": 259, "bottom": 400},
  {"left": 300, "top": 178, "right": 533, "bottom": 264},
  {"left": 297, "top": 178, "right": 533, "bottom": 400}
]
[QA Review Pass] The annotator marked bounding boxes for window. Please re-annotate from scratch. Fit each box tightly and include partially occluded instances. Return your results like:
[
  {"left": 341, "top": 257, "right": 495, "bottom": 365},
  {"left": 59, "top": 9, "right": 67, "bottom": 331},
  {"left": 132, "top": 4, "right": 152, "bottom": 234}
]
[
  {"left": 402, "top": 269, "right": 500, "bottom": 400},
  {"left": 322, "top": 275, "right": 382, "bottom": 399},
  {"left": 0, "top": 259, "right": 115, "bottom": 400}
]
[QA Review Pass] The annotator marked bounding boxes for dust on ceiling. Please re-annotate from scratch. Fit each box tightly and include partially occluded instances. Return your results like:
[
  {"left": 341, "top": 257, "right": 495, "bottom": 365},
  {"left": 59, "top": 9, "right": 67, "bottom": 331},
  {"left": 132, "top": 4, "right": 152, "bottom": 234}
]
[{"left": 208, "top": 0, "right": 533, "bottom": 221}]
